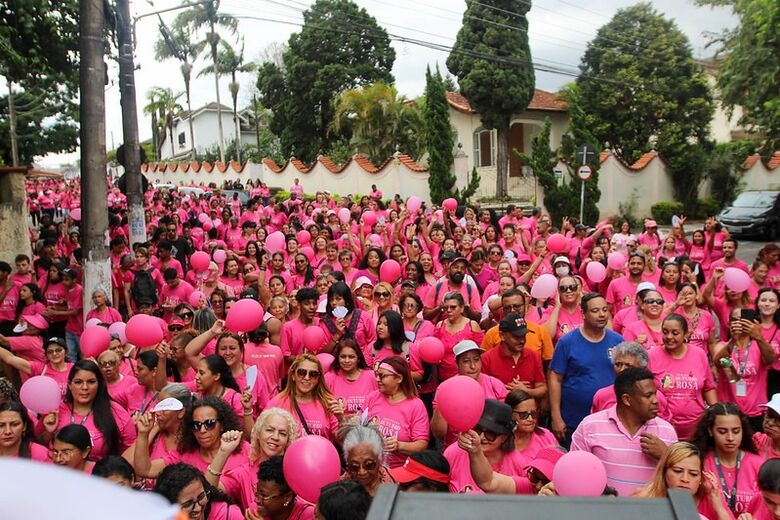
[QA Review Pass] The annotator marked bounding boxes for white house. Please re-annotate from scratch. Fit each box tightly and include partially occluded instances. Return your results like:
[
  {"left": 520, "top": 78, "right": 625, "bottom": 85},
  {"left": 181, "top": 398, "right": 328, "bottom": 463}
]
[{"left": 159, "top": 102, "right": 259, "bottom": 160}]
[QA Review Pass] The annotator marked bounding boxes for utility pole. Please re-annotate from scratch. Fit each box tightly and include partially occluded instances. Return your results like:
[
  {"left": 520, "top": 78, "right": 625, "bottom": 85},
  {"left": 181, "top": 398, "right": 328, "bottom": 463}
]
[
  {"left": 80, "top": 0, "right": 112, "bottom": 311},
  {"left": 116, "top": 0, "right": 147, "bottom": 246},
  {"left": 6, "top": 79, "right": 19, "bottom": 166}
]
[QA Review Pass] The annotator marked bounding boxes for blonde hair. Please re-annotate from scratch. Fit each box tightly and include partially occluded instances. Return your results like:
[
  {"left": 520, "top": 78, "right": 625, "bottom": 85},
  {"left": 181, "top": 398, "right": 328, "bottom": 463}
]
[
  {"left": 278, "top": 353, "right": 336, "bottom": 416},
  {"left": 374, "top": 282, "right": 395, "bottom": 303},
  {"left": 250, "top": 407, "right": 298, "bottom": 464},
  {"left": 634, "top": 442, "right": 704, "bottom": 499}
]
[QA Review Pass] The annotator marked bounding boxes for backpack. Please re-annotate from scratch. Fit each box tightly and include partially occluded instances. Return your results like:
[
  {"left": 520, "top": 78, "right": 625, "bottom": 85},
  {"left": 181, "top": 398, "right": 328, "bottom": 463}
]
[
  {"left": 433, "top": 280, "right": 473, "bottom": 306},
  {"left": 132, "top": 268, "right": 158, "bottom": 305}
]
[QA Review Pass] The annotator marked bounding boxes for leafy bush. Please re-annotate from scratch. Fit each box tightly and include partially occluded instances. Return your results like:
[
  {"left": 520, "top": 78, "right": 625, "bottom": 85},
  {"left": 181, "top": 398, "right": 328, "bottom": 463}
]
[
  {"left": 617, "top": 189, "right": 643, "bottom": 229},
  {"left": 651, "top": 201, "right": 685, "bottom": 223},
  {"left": 693, "top": 197, "right": 721, "bottom": 219}
]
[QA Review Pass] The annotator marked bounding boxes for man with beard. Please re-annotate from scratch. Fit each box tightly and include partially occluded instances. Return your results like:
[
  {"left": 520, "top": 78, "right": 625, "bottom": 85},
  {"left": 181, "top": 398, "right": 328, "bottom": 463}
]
[
  {"left": 423, "top": 256, "right": 482, "bottom": 322},
  {"left": 550, "top": 293, "right": 623, "bottom": 448},
  {"left": 606, "top": 251, "right": 647, "bottom": 314}
]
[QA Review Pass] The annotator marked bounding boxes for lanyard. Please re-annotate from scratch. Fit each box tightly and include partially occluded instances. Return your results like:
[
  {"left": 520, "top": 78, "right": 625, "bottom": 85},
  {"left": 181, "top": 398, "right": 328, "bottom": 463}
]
[
  {"left": 735, "top": 344, "right": 751, "bottom": 377},
  {"left": 139, "top": 389, "right": 159, "bottom": 415},
  {"left": 714, "top": 451, "right": 742, "bottom": 512},
  {"left": 69, "top": 406, "right": 90, "bottom": 426}
]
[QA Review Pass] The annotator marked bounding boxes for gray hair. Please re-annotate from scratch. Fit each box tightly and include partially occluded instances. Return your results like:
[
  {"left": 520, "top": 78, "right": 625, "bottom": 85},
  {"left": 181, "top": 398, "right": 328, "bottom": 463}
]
[
  {"left": 161, "top": 383, "right": 193, "bottom": 409},
  {"left": 610, "top": 341, "right": 649, "bottom": 367},
  {"left": 342, "top": 423, "right": 385, "bottom": 461},
  {"left": 193, "top": 308, "right": 217, "bottom": 333}
]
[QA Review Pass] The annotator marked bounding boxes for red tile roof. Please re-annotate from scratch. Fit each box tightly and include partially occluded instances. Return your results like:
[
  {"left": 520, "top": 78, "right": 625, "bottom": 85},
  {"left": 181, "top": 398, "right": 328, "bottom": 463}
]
[
  {"left": 742, "top": 153, "right": 780, "bottom": 171},
  {"left": 598, "top": 150, "right": 662, "bottom": 171},
  {"left": 141, "top": 160, "right": 248, "bottom": 174},
  {"left": 769, "top": 152, "right": 780, "bottom": 170},
  {"left": 446, "top": 89, "right": 567, "bottom": 113}
]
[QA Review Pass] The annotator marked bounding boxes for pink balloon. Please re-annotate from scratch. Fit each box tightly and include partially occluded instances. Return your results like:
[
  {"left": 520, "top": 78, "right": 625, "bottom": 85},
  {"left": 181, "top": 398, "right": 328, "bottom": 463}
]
[
  {"left": 607, "top": 252, "right": 626, "bottom": 270},
  {"left": 437, "top": 375, "right": 486, "bottom": 432},
  {"left": 316, "top": 353, "right": 335, "bottom": 372},
  {"left": 283, "top": 436, "right": 341, "bottom": 504},
  {"left": 302, "top": 326, "right": 327, "bottom": 353},
  {"left": 300, "top": 246, "right": 315, "bottom": 262},
  {"left": 213, "top": 249, "right": 227, "bottom": 264},
  {"left": 198, "top": 213, "right": 209, "bottom": 223},
  {"left": 530, "top": 274, "right": 558, "bottom": 300},
  {"left": 225, "top": 299, "right": 264, "bottom": 333},
  {"left": 70, "top": 208, "right": 81, "bottom": 221},
  {"left": 379, "top": 259, "right": 401, "bottom": 283},
  {"left": 202, "top": 220, "right": 213, "bottom": 231},
  {"left": 296, "top": 230, "right": 311, "bottom": 245},
  {"left": 585, "top": 261, "right": 607, "bottom": 283},
  {"left": 553, "top": 451, "right": 607, "bottom": 496},
  {"left": 434, "top": 210, "right": 444, "bottom": 224},
  {"left": 85, "top": 318, "right": 103, "bottom": 328},
  {"left": 443, "top": 198, "right": 458, "bottom": 212},
  {"left": 407, "top": 196, "right": 422, "bottom": 214},
  {"left": 190, "top": 251, "right": 210, "bottom": 271},
  {"left": 188, "top": 290, "right": 206, "bottom": 308},
  {"left": 20, "top": 376, "right": 61, "bottom": 414},
  {"left": 418, "top": 337, "right": 445, "bottom": 364},
  {"left": 362, "top": 210, "right": 376, "bottom": 226},
  {"left": 367, "top": 234, "right": 382, "bottom": 246},
  {"left": 80, "top": 325, "right": 111, "bottom": 358},
  {"left": 126, "top": 314, "right": 164, "bottom": 348},
  {"left": 265, "top": 231, "right": 286, "bottom": 254},
  {"left": 724, "top": 267, "right": 750, "bottom": 293},
  {"left": 546, "top": 233, "right": 567, "bottom": 254},
  {"left": 338, "top": 207, "right": 351, "bottom": 225},
  {"left": 107, "top": 322, "right": 126, "bottom": 344},
  {"left": 213, "top": 218, "right": 222, "bottom": 227}
]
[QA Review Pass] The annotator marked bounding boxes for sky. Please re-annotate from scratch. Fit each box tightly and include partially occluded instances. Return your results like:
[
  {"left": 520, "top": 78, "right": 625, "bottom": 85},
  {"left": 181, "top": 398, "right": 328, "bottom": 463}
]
[{"left": 37, "top": 0, "right": 737, "bottom": 168}]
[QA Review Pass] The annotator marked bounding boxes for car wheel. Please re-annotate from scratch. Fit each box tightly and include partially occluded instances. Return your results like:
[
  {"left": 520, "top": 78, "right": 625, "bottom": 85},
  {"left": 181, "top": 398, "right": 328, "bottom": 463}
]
[{"left": 767, "top": 223, "right": 778, "bottom": 241}]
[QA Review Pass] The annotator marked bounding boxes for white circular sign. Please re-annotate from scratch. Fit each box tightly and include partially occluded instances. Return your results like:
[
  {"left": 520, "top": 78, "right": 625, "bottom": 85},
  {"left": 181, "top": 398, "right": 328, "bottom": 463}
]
[{"left": 577, "top": 165, "right": 592, "bottom": 180}]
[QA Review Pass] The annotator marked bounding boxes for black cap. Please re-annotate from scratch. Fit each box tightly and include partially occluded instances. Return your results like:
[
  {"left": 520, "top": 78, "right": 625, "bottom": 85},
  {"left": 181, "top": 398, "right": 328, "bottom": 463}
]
[
  {"left": 499, "top": 312, "right": 529, "bottom": 336},
  {"left": 61, "top": 268, "right": 77, "bottom": 279},
  {"left": 46, "top": 337, "right": 67, "bottom": 348},
  {"left": 477, "top": 399, "right": 515, "bottom": 436},
  {"left": 439, "top": 250, "right": 458, "bottom": 263}
]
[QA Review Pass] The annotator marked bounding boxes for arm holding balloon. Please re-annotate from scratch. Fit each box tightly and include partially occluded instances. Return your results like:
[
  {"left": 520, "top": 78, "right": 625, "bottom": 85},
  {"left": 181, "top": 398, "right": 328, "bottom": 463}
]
[
  {"left": 458, "top": 430, "right": 516, "bottom": 494},
  {"left": 153, "top": 341, "right": 170, "bottom": 391},
  {"left": 184, "top": 320, "right": 226, "bottom": 367},
  {"left": 543, "top": 292, "right": 563, "bottom": 340},
  {"left": 0, "top": 345, "right": 33, "bottom": 375},
  {"left": 430, "top": 408, "right": 447, "bottom": 441}
]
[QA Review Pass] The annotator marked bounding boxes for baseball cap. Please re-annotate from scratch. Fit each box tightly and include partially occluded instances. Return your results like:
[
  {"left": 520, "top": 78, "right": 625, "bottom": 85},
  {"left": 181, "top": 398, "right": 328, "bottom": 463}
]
[
  {"left": 354, "top": 276, "right": 374, "bottom": 289},
  {"left": 61, "top": 268, "right": 77, "bottom": 279},
  {"left": 23, "top": 313, "right": 49, "bottom": 330},
  {"left": 439, "top": 250, "right": 458, "bottom": 263},
  {"left": 516, "top": 254, "right": 532, "bottom": 264},
  {"left": 761, "top": 394, "right": 780, "bottom": 416},
  {"left": 636, "top": 282, "right": 657, "bottom": 294},
  {"left": 476, "top": 399, "right": 515, "bottom": 436},
  {"left": 389, "top": 455, "right": 450, "bottom": 485},
  {"left": 645, "top": 220, "right": 658, "bottom": 228},
  {"left": 400, "top": 279, "right": 416, "bottom": 289},
  {"left": 553, "top": 256, "right": 570, "bottom": 265},
  {"left": 499, "top": 313, "right": 529, "bottom": 336},
  {"left": 152, "top": 397, "right": 184, "bottom": 413},
  {"left": 451, "top": 256, "right": 469, "bottom": 267},
  {"left": 453, "top": 339, "right": 483, "bottom": 359},
  {"left": 525, "top": 447, "right": 565, "bottom": 480},
  {"left": 168, "top": 318, "right": 185, "bottom": 330},
  {"left": 46, "top": 337, "right": 67, "bottom": 349}
]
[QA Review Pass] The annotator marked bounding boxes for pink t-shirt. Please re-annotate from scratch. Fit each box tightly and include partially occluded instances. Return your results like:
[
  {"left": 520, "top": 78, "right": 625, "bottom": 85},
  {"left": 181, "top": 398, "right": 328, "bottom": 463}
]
[
  {"left": 648, "top": 346, "right": 715, "bottom": 440},
  {"left": 29, "top": 362, "right": 73, "bottom": 396},
  {"left": 221, "top": 461, "right": 261, "bottom": 511},
  {"left": 703, "top": 450, "right": 763, "bottom": 515},
  {"left": 243, "top": 341, "right": 285, "bottom": 397},
  {"left": 280, "top": 319, "right": 318, "bottom": 357},
  {"left": 207, "top": 502, "right": 244, "bottom": 520},
  {"left": 363, "top": 390, "right": 429, "bottom": 468},
  {"left": 716, "top": 341, "right": 769, "bottom": 417},
  {"left": 591, "top": 383, "right": 671, "bottom": 422},
  {"left": 85, "top": 306, "right": 123, "bottom": 324},
  {"left": 53, "top": 401, "right": 137, "bottom": 460},
  {"left": 605, "top": 276, "right": 640, "bottom": 313},
  {"left": 318, "top": 310, "right": 377, "bottom": 360},
  {"left": 0, "top": 282, "right": 20, "bottom": 321},
  {"left": 612, "top": 306, "right": 640, "bottom": 335},
  {"left": 675, "top": 308, "right": 716, "bottom": 353},
  {"left": 266, "top": 395, "right": 339, "bottom": 441},
  {"left": 444, "top": 442, "right": 529, "bottom": 494},
  {"left": 159, "top": 280, "right": 195, "bottom": 320},
  {"left": 324, "top": 370, "right": 378, "bottom": 415},
  {"left": 9, "top": 336, "right": 45, "bottom": 364},
  {"left": 64, "top": 284, "right": 83, "bottom": 335},
  {"left": 622, "top": 320, "right": 665, "bottom": 350},
  {"left": 163, "top": 442, "right": 250, "bottom": 476},
  {"left": 552, "top": 306, "right": 584, "bottom": 342}
]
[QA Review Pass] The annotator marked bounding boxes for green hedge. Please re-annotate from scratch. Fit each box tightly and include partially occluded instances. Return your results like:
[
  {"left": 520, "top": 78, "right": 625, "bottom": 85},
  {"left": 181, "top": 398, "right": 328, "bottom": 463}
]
[
  {"left": 693, "top": 197, "right": 720, "bottom": 219},
  {"left": 651, "top": 201, "right": 685, "bottom": 223}
]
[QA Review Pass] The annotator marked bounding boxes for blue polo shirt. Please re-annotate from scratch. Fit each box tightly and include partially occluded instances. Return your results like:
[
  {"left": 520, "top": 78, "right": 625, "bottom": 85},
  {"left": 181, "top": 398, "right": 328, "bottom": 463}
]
[{"left": 550, "top": 327, "right": 623, "bottom": 429}]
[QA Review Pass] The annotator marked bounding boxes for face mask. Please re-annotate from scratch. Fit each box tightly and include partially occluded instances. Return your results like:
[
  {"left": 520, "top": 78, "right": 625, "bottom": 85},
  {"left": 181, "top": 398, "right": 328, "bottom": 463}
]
[
  {"left": 450, "top": 272, "right": 465, "bottom": 284},
  {"left": 555, "top": 267, "right": 569, "bottom": 277}
]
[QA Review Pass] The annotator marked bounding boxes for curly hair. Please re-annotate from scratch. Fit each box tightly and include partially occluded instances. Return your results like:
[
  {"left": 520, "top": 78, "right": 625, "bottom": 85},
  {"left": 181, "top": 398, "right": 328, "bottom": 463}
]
[
  {"left": 180, "top": 396, "right": 242, "bottom": 453},
  {"left": 690, "top": 402, "right": 757, "bottom": 456},
  {"left": 250, "top": 408, "right": 298, "bottom": 464},
  {"left": 154, "top": 462, "right": 232, "bottom": 518}
]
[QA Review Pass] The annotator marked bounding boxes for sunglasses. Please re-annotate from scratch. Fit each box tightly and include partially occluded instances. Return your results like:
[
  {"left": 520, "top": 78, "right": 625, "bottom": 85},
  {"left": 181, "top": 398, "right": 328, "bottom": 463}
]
[
  {"left": 629, "top": 251, "right": 646, "bottom": 259},
  {"left": 46, "top": 347, "right": 65, "bottom": 355},
  {"left": 192, "top": 418, "right": 219, "bottom": 431},
  {"left": 98, "top": 360, "right": 117, "bottom": 368},
  {"left": 169, "top": 325, "right": 184, "bottom": 332},
  {"left": 526, "top": 468, "right": 549, "bottom": 485},
  {"left": 489, "top": 251, "right": 502, "bottom": 256},
  {"left": 558, "top": 284, "right": 578, "bottom": 293},
  {"left": 473, "top": 426, "right": 499, "bottom": 442},
  {"left": 643, "top": 298, "right": 664, "bottom": 306},
  {"left": 296, "top": 368, "right": 320, "bottom": 379},
  {"left": 374, "top": 291, "right": 391, "bottom": 298},
  {"left": 178, "top": 312, "right": 193, "bottom": 319},
  {"left": 347, "top": 459, "right": 378, "bottom": 474},
  {"left": 513, "top": 410, "right": 538, "bottom": 421}
]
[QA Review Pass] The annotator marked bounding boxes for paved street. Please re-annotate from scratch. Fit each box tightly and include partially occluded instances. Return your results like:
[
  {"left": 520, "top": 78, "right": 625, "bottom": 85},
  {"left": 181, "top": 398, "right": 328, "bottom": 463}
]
[{"left": 737, "top": 238, "right": 769, "bottom": 265}]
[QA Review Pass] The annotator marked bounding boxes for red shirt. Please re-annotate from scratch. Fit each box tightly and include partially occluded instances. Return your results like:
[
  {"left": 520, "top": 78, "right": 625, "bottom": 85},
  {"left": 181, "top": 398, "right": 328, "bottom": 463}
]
[{"left": 481, "top": 344, "right": 546, "bottom": 387}]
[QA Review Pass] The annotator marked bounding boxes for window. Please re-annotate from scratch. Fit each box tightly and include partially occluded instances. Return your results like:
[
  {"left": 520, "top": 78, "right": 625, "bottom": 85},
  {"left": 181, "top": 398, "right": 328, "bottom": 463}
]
[
  {"left": 473, "top": 129, "right": 494, "bottom": 167},
  {"left": 177, "top": 132, "right": 186, "bottom": 148}
]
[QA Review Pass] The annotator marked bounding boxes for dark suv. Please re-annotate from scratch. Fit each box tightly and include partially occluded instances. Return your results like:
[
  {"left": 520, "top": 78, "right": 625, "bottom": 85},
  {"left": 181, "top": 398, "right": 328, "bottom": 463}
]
[{"left": 718, "top": 190, "right": 780, "bottom": 239}]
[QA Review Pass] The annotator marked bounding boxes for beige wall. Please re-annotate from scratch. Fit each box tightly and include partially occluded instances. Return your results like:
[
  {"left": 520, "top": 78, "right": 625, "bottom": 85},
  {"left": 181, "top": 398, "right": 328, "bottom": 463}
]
[{"left": 742, "top": 158, "right": 780, "bottom": 191}]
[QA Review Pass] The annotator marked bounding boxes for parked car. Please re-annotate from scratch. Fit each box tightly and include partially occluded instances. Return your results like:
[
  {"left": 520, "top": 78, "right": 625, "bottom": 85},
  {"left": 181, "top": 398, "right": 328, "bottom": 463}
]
[
  {"left": 219, "top": 189, "right": 250, "bottom": 207},
  {"left": 177, "top": 186, "right": 210, "bottom": 199},
  {"left": 718, "top": 190, "right": 780, "bottom": 239}
]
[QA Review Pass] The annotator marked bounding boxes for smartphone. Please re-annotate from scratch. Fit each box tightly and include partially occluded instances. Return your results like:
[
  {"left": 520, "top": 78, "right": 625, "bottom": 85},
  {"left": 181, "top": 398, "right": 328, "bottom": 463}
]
[{"left": 741, "top": 308, "right": 759, "bottom": 322}]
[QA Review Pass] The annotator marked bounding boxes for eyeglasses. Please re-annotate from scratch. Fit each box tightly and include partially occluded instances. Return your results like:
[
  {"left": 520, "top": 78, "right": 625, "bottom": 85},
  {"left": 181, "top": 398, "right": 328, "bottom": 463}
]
[
  {"left": 629, "top": 251, "right": 646, "bottom": 259},
  {"left": 559, "top": 284, "right": 578, "bottom": 293},
  {"left": 295, "top": 259, "right": 307, "bottom": 264},
  {"left": 643, "top": 298, "right": 665, "bottom": 306},
  {"left": 473, "top": 426, "right": 499, "bottom": 442},
  {"left": 191, "top": 418, "right": 219, "bottom": 431},
  {"left": 49, "top": 448, "right": 76, "bottom": 459},
  {"left": 296, "top": 368, "right": 320, "bottom": 379},
  {"left": 178, "top": 312, "right": 193, "bottom": 320},
  {"left": 98, "top": 360, "right": 118, "bottom": 368},
  {"left": 442, "top": 305, "right": 460, "bottom": 311},
  {"left": 374, "top": 291, "right": 391, "bottom": 298},
  {"left": 402, "top": 303, "right": 418, "bottom": 309},
  {"left": 46, "top": 347, "right": 65, "bottom": 355},
  {"left": 489, "top": 251, "right": 502, "bottom": 256},
  {"left": 180, "top": 490, "right": 209, "bottom": 511},
  {"left": 513, "top": 410, "right": 538, "bottom": 421},
  {"left": 255, "top": 491, "right": 283, "bottom": 503},
  {"left": 503, "top": 303, "right": 523, "bottom": 312},
  {"left": 376, "top": 372, "right": 396, "bottom": 380},
  {"left": 347, "top": 459, "right": 379, "bottom": 474}
]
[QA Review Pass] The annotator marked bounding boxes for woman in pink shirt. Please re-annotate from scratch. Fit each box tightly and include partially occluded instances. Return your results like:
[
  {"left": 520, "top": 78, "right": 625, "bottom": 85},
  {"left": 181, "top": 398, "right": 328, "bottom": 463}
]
[
  {"left": 505, "top": 390, "right": 558, "bottom": 459},
  {"left": 266, "top": 353, "right": 342, "bottom": 441},
  {"left": 50, "top": 424, "right": 96, "bottom": 474},
  {"left": 192, "top": 355, "right": 251, "bottom": 436},
  {"left": 245, "top": 455, "right": 315, "bottom": 520},
  {"left": 325, "top": 339, "right": 378, "bottom": 418},
  {"left": 675, "top": 283, "right": 717, "bottom": 355},
  {"left": 638, "top": 220, "right": 663, "bottom": 256},
  {"left": 656, "top": 261, "right": 681, "bottom": 313},
  {"left": 364, "top": 357, "right": 429, "bottom": 468},
  {"left": 85, "top": 287, "right": 122, "bottom": 324},
  {"left": 318, "top": 282, "right": 377, "bottom": 357},
  {"left": 218, "top": 257, "right": 245, "bottom": 295},
  {"left": 713, "top": 307, "right": 776, "bottom": 430},
  {"left": 544, "top": 276, "right": 584, "bottom": 342},
  {"left": 649, "top": 314, "right": 717, "bottom": 440},
  {"left": 15, "top": 283, "right": 46, "bottom": 319},
  {"left": 623, "top": 289, "right": 666, "bottom": 350},
  {"left": 434, "top": 292, "right": 484, "bottom": 381},
  {"left": 153, "top": 462, "right": 244, "bottom": 520},
  {"left": 688, "top": 230, "right": 713, "bottom": 273},
  {"left": 370, "top": 311, "right": 411, "bottom": 365},
  {"left": 0, "top": 401, "right": 49, "bottom": 461},
  {"left": 692, "top": 403, "right": 764, "bottom": 516}
]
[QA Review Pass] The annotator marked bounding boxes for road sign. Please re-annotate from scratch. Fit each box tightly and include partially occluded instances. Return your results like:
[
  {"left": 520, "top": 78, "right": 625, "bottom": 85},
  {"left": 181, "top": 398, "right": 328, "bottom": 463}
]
[
  {"left": 576, "top": 143, "right": 597, "bottom": 165},
  {"left": 577, "top": 165, "right": 592, "bottom": 181}
]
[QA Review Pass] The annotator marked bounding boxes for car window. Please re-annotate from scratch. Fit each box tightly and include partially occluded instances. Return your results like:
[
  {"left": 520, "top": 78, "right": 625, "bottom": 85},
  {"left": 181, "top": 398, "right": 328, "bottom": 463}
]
[{"left": 733, "top": 192, "right": 778, "bottom": 208}]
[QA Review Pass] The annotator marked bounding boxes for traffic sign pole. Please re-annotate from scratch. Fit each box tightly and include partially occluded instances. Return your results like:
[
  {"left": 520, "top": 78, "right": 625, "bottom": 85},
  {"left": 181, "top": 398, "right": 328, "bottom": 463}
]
[
  {"left": 580, "top": 180, "right": 585, "bottom": 223},
  {"left": 576, "top": 164, "right": 592, "bottom": 223}
]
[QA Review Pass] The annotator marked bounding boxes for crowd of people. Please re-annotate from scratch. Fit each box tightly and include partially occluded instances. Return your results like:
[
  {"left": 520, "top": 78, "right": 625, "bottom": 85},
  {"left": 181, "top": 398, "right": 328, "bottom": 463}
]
[{"left": 3, "top": 175, "right": 780, "bottom": 520}]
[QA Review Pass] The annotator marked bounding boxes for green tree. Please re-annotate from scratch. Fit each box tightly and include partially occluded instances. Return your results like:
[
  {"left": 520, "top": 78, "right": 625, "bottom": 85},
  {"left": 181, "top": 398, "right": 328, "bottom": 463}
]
[
  {"left": 697, "top": 0, "right": 780, "bottom": 149},
  {"left": 200, "top": 39, "right": 256, "bottom": 163},
  {"left": 179, "top": 0, "right": 237, "bottom": 163},
  {"left": 705, "top": 139, "right": 758, "bottom": 208},
  {"left": 144, "top": 87, "right": 183, "bottom": 160},
  {"left": 332, "top": 82, "right": 423, "bottom": 165},
  {"left": 154, "top": 14, "right": 202, "bottom": 160},
  {"left": 446, "top": 0, "right": 535, "bottom": 200},
  {"left": 576, "top": 3, "right": 714, "bottom": 206},
  {"left": 423, "top": 66, "right": 456, "bottom": 204},
  {"left": 257, "top": 0, "right": 395, "bottom": 163}
]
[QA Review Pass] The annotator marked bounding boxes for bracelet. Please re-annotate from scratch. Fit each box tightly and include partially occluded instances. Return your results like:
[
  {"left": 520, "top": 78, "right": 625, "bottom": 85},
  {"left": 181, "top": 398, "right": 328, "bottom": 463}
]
[{"left": 207, "top": 466, "right": 222, "bottom": 477}]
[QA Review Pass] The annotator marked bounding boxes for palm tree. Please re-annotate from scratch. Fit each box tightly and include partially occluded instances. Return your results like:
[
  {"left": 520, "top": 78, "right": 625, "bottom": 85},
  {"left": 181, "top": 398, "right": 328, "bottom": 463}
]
[
  {"left": 144, "top": 87, "right": 183, "bottom": 160},
  {"left": 332, "top": 82, "right": 424, "bottom": 164},
  {"left": 154, "top": 14, "right": 201, "bottom": 160},
  {"left": 144, "top": 89, "right": 163, "bottom": 161},
  {"left": 199, "top": 39, "right": 256, "bottom": 163},
  {"left": 180, "top": 0, "right": 237, "bottom": 163}
]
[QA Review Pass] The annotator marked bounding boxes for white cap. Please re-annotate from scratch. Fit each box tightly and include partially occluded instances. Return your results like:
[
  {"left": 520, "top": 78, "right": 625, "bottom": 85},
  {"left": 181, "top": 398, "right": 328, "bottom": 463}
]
[
  {"left": 762, "top": 394, "right": 780, "bottom": 416},
  {"left": 152, "top": 398, "right": 184, "bottom": 413},
  {"left": 453, "top": 339, "right": 483, "bottom": 358},
  {"left": 553, "top": 256, "right": 570, "bottom": 265},
  {"left": 636, "top": 282, "right": 656, "bottom": 294},
  {"left": 316, "top": 298, "right": 327, "bottom": 313},
  {"left": 354, "top": 276, "right": 374, "bottom": 289}
]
